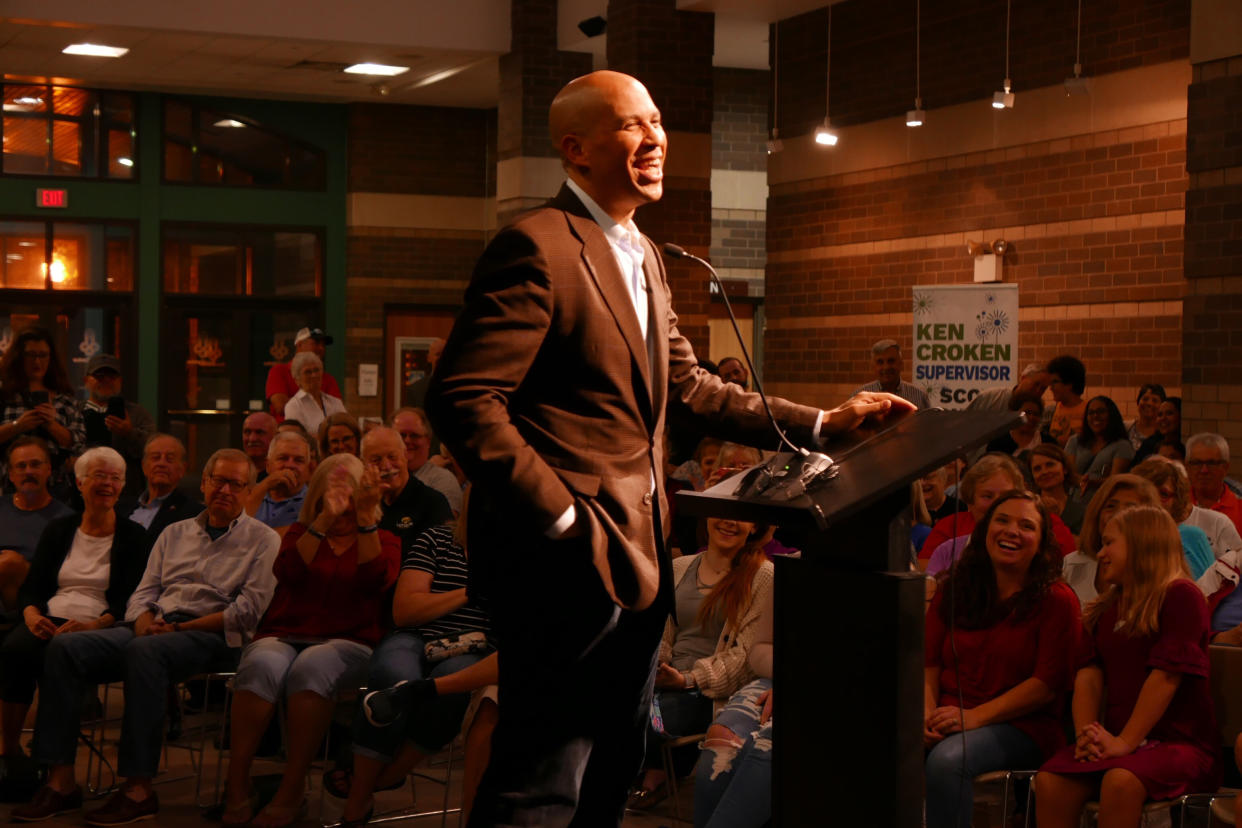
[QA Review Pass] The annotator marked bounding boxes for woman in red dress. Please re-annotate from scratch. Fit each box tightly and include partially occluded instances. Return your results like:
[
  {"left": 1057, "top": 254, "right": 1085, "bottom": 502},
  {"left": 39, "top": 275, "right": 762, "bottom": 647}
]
[
  {"left": 1034, "top": 505, "right": 1220, "bottom": 828},
  {"left": 924, "top": 490, "right": 1081, "bottom": 828}
]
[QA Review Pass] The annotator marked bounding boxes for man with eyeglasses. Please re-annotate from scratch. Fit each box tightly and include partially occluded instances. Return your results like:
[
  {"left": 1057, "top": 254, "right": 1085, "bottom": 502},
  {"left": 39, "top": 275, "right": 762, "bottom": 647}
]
[
  {"left": 1187, "top": 432, "right": 1242, "bottom": 536},
  {"left": 0, "top": 437, "right": 73, "bottom": 615},
  {"left": 12, "top": 448, "right": 280, "bottom": 825},
  {"left": 360, "top": 427, "right": 452, "bottom": 552},
  {"left": 391, "top": 407, "right": 462, "bottom": 515}
]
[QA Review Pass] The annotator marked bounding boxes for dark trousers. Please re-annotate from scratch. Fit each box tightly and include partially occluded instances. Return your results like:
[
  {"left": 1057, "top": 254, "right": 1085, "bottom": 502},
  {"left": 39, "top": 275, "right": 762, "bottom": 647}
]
[
  {"left": 467, "top": 537, "right": 667, "bottom": 828},
  {"left": 0, "top": 616, "right": 66, "bottom": 704}
]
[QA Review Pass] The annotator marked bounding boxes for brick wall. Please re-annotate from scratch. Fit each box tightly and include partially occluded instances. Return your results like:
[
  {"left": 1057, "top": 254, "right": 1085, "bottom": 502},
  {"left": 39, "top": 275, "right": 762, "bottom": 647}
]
[
  {"left": 775, "top": 0, "right": 1190, "bottom": 138},
  {"left": 348, "top": 103, "right": 495, "bottom": 196},
  {"left": 713, "top": 68, "right": 769, "bottom": 172}
]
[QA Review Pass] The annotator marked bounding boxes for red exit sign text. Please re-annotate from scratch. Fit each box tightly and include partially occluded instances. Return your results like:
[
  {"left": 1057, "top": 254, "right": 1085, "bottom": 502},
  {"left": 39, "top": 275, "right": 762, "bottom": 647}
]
[{"left": 36, "top": 188, "right": 69, "bottom": 208}]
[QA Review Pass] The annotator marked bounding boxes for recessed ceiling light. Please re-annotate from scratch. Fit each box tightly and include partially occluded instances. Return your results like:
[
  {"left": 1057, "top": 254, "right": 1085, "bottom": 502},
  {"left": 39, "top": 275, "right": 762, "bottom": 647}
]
[
  {"left": 212, "top": 119, "right": 246, "bottom": 128},
  {"left": 343, "top": 63, "right": 409, "bottom": 76},
  {"left": 117, "top": 157, "right": 134, "bottom": 167},
  {"left": 63, "top": 43, "right": 129, "bottom": 58},
  {"left": 13, "top": 96, "right": 43, "bottom": 106}
]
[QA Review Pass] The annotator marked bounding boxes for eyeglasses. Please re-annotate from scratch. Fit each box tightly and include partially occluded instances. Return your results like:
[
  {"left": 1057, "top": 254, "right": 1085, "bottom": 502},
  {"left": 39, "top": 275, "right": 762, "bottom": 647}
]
[
  {"left": 23, "top": 351, "right": 51, "bottom": 361},
  {"left": 1186, "top": 459, "right": 1227, "bottom": 469},
  {"left": 86, "top": 471, "right": 123, "bottom": 484},
  {"left": 206, "top": 475, "right": 249, "bottom": 491}
]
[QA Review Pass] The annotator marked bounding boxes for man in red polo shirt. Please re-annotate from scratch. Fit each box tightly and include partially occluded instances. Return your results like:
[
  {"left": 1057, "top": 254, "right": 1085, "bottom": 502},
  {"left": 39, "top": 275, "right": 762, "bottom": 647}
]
[
  {"left": 1188, "top": 432, "right": 1242, "bottom": 536},
  {"left": 265, "top": 327, "right": 341, "bottom": 421}
]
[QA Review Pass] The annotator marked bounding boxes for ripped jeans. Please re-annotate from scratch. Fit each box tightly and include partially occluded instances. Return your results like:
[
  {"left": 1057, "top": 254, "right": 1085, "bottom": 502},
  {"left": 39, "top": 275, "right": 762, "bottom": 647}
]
[{"left": 692, "top": 678, "right": 773, "bottom": 828}]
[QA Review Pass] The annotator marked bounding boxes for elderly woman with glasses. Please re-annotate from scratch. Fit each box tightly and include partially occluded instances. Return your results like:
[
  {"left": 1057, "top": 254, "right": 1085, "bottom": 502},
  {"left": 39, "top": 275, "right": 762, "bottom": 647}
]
[
  {"left": 221, "top": 454, "right": 399, "bottom": 827},
  {"left": 0, "top": 447, "right": 148, "bottom": 758}
]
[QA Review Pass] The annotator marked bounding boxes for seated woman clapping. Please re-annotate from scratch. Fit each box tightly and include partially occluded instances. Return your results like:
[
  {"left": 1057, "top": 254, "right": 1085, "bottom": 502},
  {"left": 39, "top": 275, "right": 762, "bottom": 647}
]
[
  {"left": 1034, "top": 506, "right": 1220, "bottom": 827},
  {"left": 221, "top": 454, "right": 399, "bottom": 827},
  {"left": 0, "top": 447, "right": 147, "bottom": 758},
  {"left": 627, "top": 516, "right": 772, "bottom": 809},
  {"left": 342, "top": 493, "right": 495, "bottom": 827},
  {"left": 924, "top": 491, "right": 1081, "bottom": 828}
]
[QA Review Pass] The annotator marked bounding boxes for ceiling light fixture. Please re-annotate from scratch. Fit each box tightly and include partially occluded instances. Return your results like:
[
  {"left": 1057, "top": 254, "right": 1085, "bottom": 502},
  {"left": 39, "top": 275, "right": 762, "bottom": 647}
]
[
  {"left": 117, "top": 157, "right": 134, "bottom": 167},
  {"left": 343, "top": 63, "right": 409, "bottom": 77},
  {"left": 1064, "top": 0, "right": 1088, "bottom": 95},
  {"left": 907, "top": 0, "right": 925, "bottom": 127},
  {"left": 63, "top": 43, "right": 129, "bottom": 58},
  {"left": 816, "top": 5, "right": 837, "bottom": 149},
  {"left": 992, "top": 0, "right": 1014, "bottom": 109},
  {"left": 13, "top": 96, "right": 43, "bottom": 106},
  {"left": 212, "top": 119, "right": 246, "bottom": 128}
]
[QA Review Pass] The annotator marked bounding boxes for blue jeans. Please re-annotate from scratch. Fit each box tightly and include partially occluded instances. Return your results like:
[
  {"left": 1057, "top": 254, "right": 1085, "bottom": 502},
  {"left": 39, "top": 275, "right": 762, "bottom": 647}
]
[
  {"left": 234, "top": 637, "right": 372, "bottom": 703},
  {"left": 352, "top": 630, "right": 491, "bottom": 761},
  {"left": 32, "top": 626, "right": 234, "bottom": 778},
  {"left": 924, "top": 723, "right": 1042, "bottom": 828},
  {"left": 644, "top": 688, "right": 714, "bottom": 774},
  {"left": 694, "top": 679, "right": 773, "bottom": 828}
]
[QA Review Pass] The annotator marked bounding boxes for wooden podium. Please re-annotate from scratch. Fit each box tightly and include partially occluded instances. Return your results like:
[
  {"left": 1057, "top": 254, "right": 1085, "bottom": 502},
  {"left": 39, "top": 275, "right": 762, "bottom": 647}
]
[{"left": 676, "top": 408, "right": 1019, "bottom": 827}]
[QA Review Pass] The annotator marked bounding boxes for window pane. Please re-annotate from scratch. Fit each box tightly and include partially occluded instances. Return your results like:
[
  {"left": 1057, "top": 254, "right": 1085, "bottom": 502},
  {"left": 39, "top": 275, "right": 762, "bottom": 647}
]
[
  {"left": 163, "top": 227, "right": 320, "bottom": 297},
  {"left": 164, "top": 140, "right": 193, "bottom": 182},
  {"left": 163, "top": 231, "right": 243, "bottom": 295},
  {"left": 50, "top": 87, "right": 92, "bottom": 117},
  {"left": 50, "top": 224, "right": 134, "bottom": 292},
  {"left": 101, "top": 92, "right": 133, "bottom": 125},
  {"left": 0, "top": 222, "right": 47, "bottom": 289},
  {"left": 107, "top": 128, "right": 135, "bottom": 178},
  {"left": 198, "top": 112, "right": 286, "bottom": 187},
  {"left": 164, "top": 100, "right": 192, "bottom": 141},
  {"left": 50, "top": 120, "right": 82, "bottom": 175},
  {"left": 2, "top": 117, "right": 49, "bottom": 174},
  {"left": 288, "top": 145, "right": 326, "bottom": 189},
  {"left": 3, "top": 85, "right": 48, "bottom": 112},
  {"left": 0, "top": 304, "right": 128, "bottom": 393}
]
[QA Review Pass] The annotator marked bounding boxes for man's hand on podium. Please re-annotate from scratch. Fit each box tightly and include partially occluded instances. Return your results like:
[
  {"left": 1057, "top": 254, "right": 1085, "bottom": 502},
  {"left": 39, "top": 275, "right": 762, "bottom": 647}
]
[{"left": 822, "top": 392, "right": 916, "bottom": 437}]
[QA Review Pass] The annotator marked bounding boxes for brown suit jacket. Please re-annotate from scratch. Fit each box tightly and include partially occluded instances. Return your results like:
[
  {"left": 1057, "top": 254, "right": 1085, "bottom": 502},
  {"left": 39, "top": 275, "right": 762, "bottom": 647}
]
[{"left": 427, "top": 185, "right": 822, "bottom": 612}]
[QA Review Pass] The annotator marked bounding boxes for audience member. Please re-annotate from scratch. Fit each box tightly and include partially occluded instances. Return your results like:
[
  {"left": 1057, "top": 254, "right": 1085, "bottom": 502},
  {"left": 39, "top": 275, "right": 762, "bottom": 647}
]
[
  {"left": 1126, "top": 384, "right": 1166, "bottom": 449},
  {"left": 1157, "top": 435, "right": 1186, "bottom": 462},
  {"left": 921, "top": 464, "right": 967, "bottom": 525},
  {"left": 628, "top": 516, "right": 772, "bottom": 809},
  {"left": 266, "top": 327, "right": 340, "bottom": 421},
  {"left": 0, "top": 327, "right": 85, "bottom": 484},
  {"left": 1132, "top": 456, "right": 1218, "bottom": 578},
  {"left": 923, "top": 454, "right": 1075, "bottom": 574},
  {"left": 245, "top": 431, "right": 315, "bottom": 531},
  {"left": 118, "top": 434, "right": 202, "bottom": 552},
  {"left": 390, "top": 408, "right": 462, "bottom": 515},
  {"left": 1027, "top": 444, "right": 1086, "bottom": 536},
  {"left": 276, "top": 419, "right": 318, "bottom": 461},
  {"left": 966, "top": 364, "right": 1050, "bottom": 413},
  {"left": 78, "top": 354, "right": 155, "bottom": 495},
  {"left": 854, "top": 339, "right": 931, "bottom": 409},
  {"left": 1045, "top": 355, "right": 1087, "bottom": 447},
  {"left": 1133, "top": 396, "right": 1181, "bottom": 464},
  {"left": 671, "top": 436, "right": 724, "bottom": 492},
  {"left": 1062, "top": 475, "right": 1160, "bottom": 607},
  {"left": 0, "top": 448, "right": 147, "bottom": 759},
  {"left": 694, "top": 578, "right": 774, "bottom": 828},
  {"left": 12, "top": 448, "right": 280, "bottom": 825},
  {"left": 1186, "top": 433, "right": 1241, "bottom": 536},
  {"left": 985, "top": 391, "right": 1048, "bottom": 456},
  {"left": 319, "top": 412, "right": 360, "bottom": 458},
  {"left": 221, "top": 454, "right": 398, "bottom": 827},
  {"left": 924, "top": 491, "right": 1080, "bottom": 828},
  {"left": 359, "top": 428, "right": 453, "bottom": 553},
  {"left": 1034, "top": 506, "right": 1219, "bottom": 827},
  {"left": 0, "top": 438, "right": 73, "bottom": 613},
  {"left": 241, "top": 412, "right": 277, "bottom": 480},
  {"left": 716, "top": 357, "right": 749, "bottom": 390},
  {"left": 1064, "top": 395, "right": 1134, "bottom": 495},
  {"left": 283, "top": 351, "right": 346, "bottom": 437},
  {"left": 342, "top": 499, "right": 494, "bottom": 827}
]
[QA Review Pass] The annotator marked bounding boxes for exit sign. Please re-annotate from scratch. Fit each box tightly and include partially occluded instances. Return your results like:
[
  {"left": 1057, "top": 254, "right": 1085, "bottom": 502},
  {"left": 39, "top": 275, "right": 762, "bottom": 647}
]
[{"left": 36, "top": 188, "right": 68, "bottom": 208}]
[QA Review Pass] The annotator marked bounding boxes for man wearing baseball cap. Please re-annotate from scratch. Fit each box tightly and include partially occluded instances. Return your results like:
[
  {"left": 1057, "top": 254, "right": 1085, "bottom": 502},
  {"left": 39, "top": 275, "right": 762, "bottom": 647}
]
[
  {"left": 264, "top": 327, "right": 341, "bottom": 422},
  {"left": 79, "top": 354, "right": 156, "bottom": 494}
]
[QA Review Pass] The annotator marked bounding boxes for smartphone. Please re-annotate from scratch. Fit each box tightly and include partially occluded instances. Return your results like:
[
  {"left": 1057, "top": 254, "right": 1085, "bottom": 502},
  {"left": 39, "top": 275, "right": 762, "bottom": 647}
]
[
  {"left": 106, "top": 396, "right": 127, "bottom": 419},
  {"left": 27, "top": 390, "right": 49, "bottom": 405}
]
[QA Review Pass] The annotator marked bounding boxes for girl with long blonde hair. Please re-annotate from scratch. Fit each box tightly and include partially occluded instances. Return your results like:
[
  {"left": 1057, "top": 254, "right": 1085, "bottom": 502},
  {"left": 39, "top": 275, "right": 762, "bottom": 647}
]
[{"left": 1034, "top": 506, "right": 1220, "bottom": 828}]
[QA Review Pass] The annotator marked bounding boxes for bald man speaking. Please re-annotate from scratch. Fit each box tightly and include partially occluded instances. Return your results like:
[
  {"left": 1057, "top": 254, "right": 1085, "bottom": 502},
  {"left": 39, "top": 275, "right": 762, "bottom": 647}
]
[{"left": 421, "top": 71, "right": 910, "bottom": 825}]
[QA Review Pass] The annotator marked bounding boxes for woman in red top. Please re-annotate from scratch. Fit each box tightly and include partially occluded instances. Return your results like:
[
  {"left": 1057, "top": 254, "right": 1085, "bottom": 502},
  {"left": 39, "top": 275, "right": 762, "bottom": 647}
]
[
  {"left": 221, "top": 454, "right": 400, "bottom": 827},
  {"left": 924, "top": 490, "right": 1081, "bottom": 828},
  {"left": 1034, "top": 506, "right": 1220, "bottom": 828}
]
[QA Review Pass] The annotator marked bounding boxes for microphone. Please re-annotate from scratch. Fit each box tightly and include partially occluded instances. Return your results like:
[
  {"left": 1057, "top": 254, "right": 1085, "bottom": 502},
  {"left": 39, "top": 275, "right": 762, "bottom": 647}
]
[{"left": 662, "top": 242, "right": 809, "bottom": 460}]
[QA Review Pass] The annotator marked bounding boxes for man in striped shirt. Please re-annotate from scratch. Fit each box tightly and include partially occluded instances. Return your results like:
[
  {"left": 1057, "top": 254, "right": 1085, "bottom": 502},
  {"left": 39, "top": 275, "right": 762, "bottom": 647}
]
[{"left": 854, "top": 339, "right": 931, "bottom": 409}]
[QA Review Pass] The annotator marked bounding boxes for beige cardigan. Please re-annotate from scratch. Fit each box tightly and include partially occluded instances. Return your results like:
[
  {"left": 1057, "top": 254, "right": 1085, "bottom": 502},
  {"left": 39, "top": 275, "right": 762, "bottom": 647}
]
[{"left": 658, "top": 552, "right": 774, "bottom": 704}]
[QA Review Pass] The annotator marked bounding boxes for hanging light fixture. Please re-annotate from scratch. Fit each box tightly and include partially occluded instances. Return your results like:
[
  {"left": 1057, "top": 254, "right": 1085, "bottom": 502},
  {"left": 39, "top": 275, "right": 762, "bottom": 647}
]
[
  {"left": 992, "top": 0, "right": 1014, "bottom": 109},
  {"left": 768, "top": 22, "right": 783, "bottom": 154},
  {"left": 1064, "top": 0, "right": 1088, "bottom": 95},
  {"left": 814, "top": 4, "right": 838, "bottom": 147},
  {"left": 906, "top": 0, "right": 925, "bottom": 127}
]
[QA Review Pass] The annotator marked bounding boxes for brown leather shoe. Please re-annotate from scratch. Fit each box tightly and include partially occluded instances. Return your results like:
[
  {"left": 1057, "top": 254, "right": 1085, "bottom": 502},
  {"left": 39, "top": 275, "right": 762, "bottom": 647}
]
[
  {"left": 10, "top": 784, "right": 84, "bottom": 822},
  {"left": 84, "top": 789, "right": 160, "bottom": 826}
]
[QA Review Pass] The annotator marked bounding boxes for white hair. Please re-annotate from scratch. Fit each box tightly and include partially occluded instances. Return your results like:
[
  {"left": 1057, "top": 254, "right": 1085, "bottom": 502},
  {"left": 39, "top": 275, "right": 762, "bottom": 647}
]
[
  {"left": 75, "top": 446, "right": 126, "bottom": 481},
  {"left": 1186, "top": 433, "right": 1230, "bottom": 464},
  {"left": 291, "top": 351, "right": 322, "bottom": 382},
  {"left": 268, "top": 429, "right": 312, "bottom": 460}
]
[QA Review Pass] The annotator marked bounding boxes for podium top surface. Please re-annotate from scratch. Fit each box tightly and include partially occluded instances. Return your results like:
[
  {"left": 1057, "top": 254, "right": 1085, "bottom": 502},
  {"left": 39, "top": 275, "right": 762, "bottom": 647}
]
[{"left": 677, "top": 407, "right": 1020, "bottom": 530}]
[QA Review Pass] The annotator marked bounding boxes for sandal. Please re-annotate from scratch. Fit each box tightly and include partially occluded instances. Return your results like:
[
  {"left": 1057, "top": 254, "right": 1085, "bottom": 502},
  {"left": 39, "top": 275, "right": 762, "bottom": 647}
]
[{"left": 322, "top": 767, "right": 403, "bottom": 800}]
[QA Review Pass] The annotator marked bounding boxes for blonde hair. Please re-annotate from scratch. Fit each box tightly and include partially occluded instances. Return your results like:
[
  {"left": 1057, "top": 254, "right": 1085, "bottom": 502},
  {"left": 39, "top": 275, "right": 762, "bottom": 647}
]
[
  {"left": 959, "top": 453, "right": 1025, "bottom": 504},
  {"left": 1077, "top": 474, "right": 1160, "bottom": 560},
  {"left": 298, "top": 453, "right": 364, "bottom": 526},
  {"left": 1131, "top": 456, "right": 1192, "bottom": 522},
  {"left": 1083, "top": 505, "right": 1190, "bottom": 637}
]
